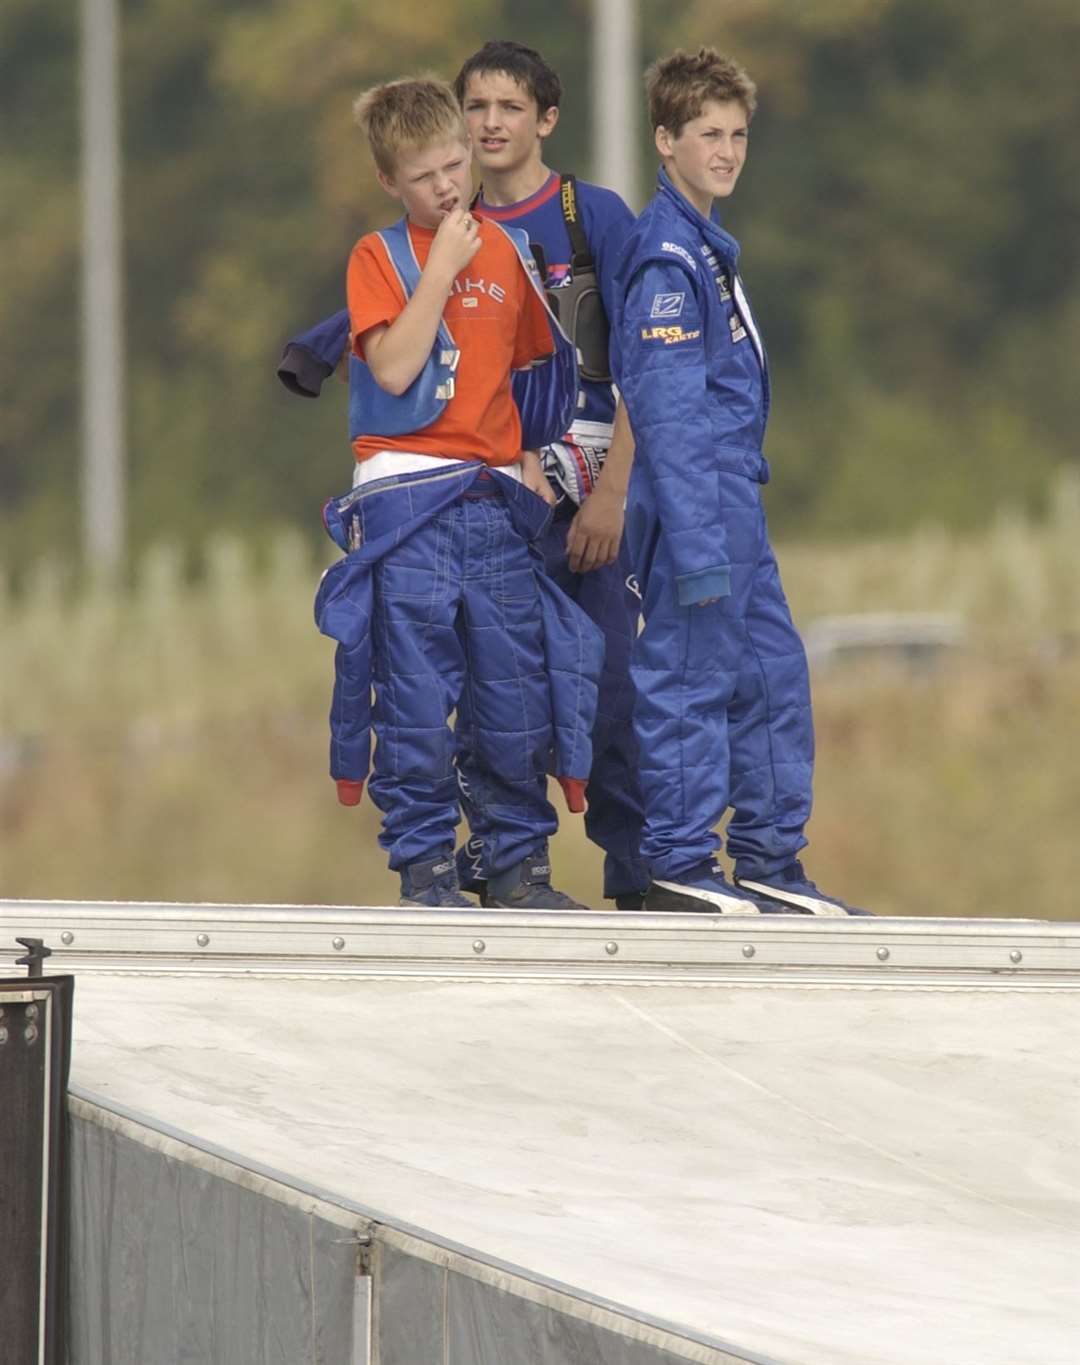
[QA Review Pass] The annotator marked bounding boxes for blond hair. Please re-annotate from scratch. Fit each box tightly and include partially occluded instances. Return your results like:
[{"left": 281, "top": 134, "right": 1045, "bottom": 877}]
[
  {"left": 645, "top": 48, "right": 757, "bottom": 137},
  {"left": 353, "top": 76, "right": 467, "bottom": 175}
]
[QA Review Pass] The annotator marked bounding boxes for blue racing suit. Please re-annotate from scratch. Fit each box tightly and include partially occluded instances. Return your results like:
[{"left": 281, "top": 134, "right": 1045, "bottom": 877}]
[
  {"left": 613, "top": 170, "right": 814, "bottom": 882},
  {"left": 316, "top": 463, "right": 603, "bottom": 872},
  {"left": 459, "top": 174, "right": 647, "bottom": 899}
]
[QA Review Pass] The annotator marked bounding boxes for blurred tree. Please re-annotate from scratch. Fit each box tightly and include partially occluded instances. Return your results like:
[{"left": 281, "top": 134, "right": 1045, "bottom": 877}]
[
  {"left": 662, "top": 0, "right": 1080, "bottom": 534},
  {"left": 0, "top": 0, "right": 80, "bottom": 563},
  {"left": 3, "top": 0, "right": 1079, "bottom": 571}
]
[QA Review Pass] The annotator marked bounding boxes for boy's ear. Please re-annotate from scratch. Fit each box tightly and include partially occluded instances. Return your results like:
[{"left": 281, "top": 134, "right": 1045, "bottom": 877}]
[
  {"left": 654, "top": 125, "right": 674, "bottom": 159},
  {"left": 376, "top": 168, "right": 401, "bottom": 200},
  {"left": 537, "top": 105, "right": 559, "bottom": 140}
]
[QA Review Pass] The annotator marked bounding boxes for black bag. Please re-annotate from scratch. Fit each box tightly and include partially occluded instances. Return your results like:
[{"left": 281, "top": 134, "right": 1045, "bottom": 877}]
[
  {"left": 545, "top": 175, "right": 613, "bottom": 384},
  {"left": 472, "top": 176, "right": 614, "bottom": 384}
]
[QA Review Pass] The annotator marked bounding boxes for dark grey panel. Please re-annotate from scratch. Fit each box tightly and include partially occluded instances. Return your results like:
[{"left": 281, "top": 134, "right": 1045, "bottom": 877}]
[
  {"left": 67, "top": 1113, "right": 358, "bottom": 1365},
  {"left": 447, "top": 1270, "right": 705, "bottom": 1365},
  {"left": 374, "top": 1241, "right": 446, "bottom": 1365},
  {"left": 375, "top": 1243, "right": 727, "bottom": 1365}
]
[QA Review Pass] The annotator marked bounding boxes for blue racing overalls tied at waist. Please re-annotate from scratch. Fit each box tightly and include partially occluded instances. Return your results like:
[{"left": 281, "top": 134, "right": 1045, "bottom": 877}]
[{"left": 314, "top": 462, "right": 604, "bottom": 796}]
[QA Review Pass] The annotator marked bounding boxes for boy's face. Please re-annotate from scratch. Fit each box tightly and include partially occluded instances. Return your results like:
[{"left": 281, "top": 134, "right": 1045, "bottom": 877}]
[
  {"left": 377, "top": 136, "right": 474, "bottom": 229},
  {"left": 656, "top": 98, "right": 748, "bottom": 215},
  {"left": 460, "top": 70, "right": 558, "bottom": 180}
]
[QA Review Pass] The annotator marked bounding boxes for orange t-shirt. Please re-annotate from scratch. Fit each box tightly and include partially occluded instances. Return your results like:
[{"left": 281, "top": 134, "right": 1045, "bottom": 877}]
[{"left": 347, "top": 219, "right": 554, "bottom": 466}]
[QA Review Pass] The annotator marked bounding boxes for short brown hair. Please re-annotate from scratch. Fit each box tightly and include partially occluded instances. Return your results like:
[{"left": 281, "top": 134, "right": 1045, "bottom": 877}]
[
  {"left": 353, "top": 77, "right": 467, "bottom": 176},
  {"left": 645, "top": 48, "right": 757, "bottom": 137},
  {"left": 453, "top": 40, "right": 562, "bottom": 113}
]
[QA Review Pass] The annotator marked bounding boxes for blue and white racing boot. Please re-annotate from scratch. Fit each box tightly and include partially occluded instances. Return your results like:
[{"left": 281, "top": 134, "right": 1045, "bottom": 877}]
[
  {"left": 399, "top": 854, "right": 476, "bottom": 908},
  {"left": 735, "top": 861, "right": 874, "bottom": 916},
  {"left": 645, "top": 860, "right": 795, "bottom": 915}
]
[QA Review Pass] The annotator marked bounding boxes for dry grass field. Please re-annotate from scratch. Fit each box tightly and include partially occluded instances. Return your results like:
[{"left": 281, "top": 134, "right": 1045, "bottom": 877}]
[{"left": 3, "top": 475, "right": 1079, "bottom": 918}]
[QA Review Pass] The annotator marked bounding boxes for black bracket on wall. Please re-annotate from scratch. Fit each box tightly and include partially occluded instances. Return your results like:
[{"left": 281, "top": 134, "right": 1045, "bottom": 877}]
[{"left": 1, "top": 942, "right": 74, "bottom": 1365}]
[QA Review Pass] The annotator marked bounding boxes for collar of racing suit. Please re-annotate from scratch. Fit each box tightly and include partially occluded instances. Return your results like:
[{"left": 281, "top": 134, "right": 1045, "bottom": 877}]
[{"left": 654, "top": 167, "right": 742, "bottom": 272}]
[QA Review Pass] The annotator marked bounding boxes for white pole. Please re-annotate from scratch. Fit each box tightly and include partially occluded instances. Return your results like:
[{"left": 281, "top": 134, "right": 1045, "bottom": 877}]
[
  {"left": 80, "top": 0, "right": 125, "bottom": 577},
  {"left": 591, "top": 0, "right": 640, "bottom": 209}
]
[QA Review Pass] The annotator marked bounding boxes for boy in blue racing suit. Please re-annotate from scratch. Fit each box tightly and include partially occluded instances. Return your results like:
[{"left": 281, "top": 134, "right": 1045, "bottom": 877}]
[
  {"left": 614, "top": 48, "right": 869, "bottom": 916},
  {"left": 451, "top": 40, "right": 647, "bottom": 911}
]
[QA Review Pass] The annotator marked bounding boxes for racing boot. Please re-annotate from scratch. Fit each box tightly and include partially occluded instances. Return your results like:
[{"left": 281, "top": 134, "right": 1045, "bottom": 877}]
[
  {"left": 455, "top": 835, "right": 487, "bottom": 900},
  {"left": 646, "top": 859, "right": 801, "bottom": 915},
  {"left": 399, "top": 853, "right": 476, "bottom": 908},
  {"left": 611, "top": 891, "right": 646, "bottom": 912},
  {"left": 485, "top": 850, "right": 589, "bottom": 910},
  {"left": 735, "top": 860, "right": 874, "bottom": 916}
]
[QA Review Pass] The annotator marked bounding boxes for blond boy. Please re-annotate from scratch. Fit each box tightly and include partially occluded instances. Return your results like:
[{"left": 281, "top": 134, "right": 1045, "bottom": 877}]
[{"left": 318, "top": 77, "right": 600, "bottom": 906}]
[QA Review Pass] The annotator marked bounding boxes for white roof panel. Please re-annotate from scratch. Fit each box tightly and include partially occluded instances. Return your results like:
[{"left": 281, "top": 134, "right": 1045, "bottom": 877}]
[{"left": 3, "top": 903, "right": 1079, "bottom": 1365}]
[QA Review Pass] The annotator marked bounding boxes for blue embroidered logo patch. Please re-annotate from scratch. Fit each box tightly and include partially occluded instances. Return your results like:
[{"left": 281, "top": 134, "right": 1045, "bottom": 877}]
[{"left": 649, "top": 291, "right": 685, "bottom": 319}]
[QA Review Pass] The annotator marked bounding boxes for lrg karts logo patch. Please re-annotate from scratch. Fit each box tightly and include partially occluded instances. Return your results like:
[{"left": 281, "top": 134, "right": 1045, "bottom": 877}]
[
  {"left": 639, "top": 324, "right": 702, "bottom": 346},
  {"left": 649, "top": 291, "right": 685, "bottom": 319}
]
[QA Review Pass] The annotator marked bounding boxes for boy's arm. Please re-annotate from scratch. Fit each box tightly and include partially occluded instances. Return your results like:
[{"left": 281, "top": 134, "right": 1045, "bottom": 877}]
[
  {"left": 565, "top": 399, "right": 633, "bottom": 572},
  {"left": 588, "top": 188, "right": 636, "bottom": 341},
  {"left": 619, "top": 258, "right": 731, "bottom": 606},
  {"left": 565, "top": 188, "right": 637, "bottom": 572},
  {"left": 277, "top": 310, "right": 350, "bottom": 398},
  {"left": 352, "top": 209, "right": 480, "bottom": 396}
]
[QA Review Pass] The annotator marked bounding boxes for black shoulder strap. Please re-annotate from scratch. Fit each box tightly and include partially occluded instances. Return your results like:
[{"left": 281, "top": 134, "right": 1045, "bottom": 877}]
[{"left": 559, "top": 174, "right": 594, "bottom": 270}]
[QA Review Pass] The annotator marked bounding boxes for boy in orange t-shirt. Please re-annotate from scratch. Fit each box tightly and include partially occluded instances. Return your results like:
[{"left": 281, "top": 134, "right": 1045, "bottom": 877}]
[{"left": 333, "top": 77, "right": 597, "bottom": 907}]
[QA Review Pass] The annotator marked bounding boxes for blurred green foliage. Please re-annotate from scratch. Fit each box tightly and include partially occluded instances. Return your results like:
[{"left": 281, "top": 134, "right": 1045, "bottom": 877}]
[{"left": 3, "top": 0, "right": 1080, "bottom": 572}]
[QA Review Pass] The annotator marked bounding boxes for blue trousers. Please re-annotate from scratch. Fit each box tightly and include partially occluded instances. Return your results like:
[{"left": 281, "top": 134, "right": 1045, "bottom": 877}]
[
  {"left": 457, "top": 501, "right": 647, "bottom": 898},
  {"left": 368, "top": 487, "right": 557, "bottom": 871},
  {"left": 627, "top": 472, "right": 813, "bottom": 882}
]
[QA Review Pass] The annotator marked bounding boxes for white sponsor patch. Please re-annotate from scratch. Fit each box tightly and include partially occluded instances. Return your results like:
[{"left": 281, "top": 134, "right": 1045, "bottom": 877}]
[
  {"left": 650, "top": 291, "right": 685, "bottom": 319},
  {"left": 661, "top": 241, "right": 697, "bottom": 270}
]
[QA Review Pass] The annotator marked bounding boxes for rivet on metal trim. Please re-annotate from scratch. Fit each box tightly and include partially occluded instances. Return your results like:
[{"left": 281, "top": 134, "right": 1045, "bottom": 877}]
[
  {"left": 604, "top": 941, "right": 619, "bottom": 956},
  {"left": 876, "top": 947, "right": 890, "bottom": 962},
  {"left": 742, "top": 944, "right": 756, "bottom": 959},
  {"left": 61, "top": 931, "right": 74, "bottom": 946},
  {"left": 332, "top": 937, "right": 346, "bottom": 951},
  {"left": 472, "top": 940, "right": 486, "bottom": 954},
  {"left": 1009, "top": 950, "right": 1023, "bottom": 965},
  {"left": 196, "top": 933, "right": 210, "bottom": 948}
]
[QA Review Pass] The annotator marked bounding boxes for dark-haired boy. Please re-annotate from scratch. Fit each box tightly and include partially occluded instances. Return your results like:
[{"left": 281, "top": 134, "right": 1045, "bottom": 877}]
[
  {"left": 451, "top": 39, "right": 648, "bottom": 910},
  {"left": 614, "top": 48, "right": 868, "bottom": 916}
]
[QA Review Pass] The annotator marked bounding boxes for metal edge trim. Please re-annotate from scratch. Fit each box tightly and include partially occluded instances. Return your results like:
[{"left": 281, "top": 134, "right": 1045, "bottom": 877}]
[{"left": 6, "top": 901, "right": 1080, "bottom": 988}]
